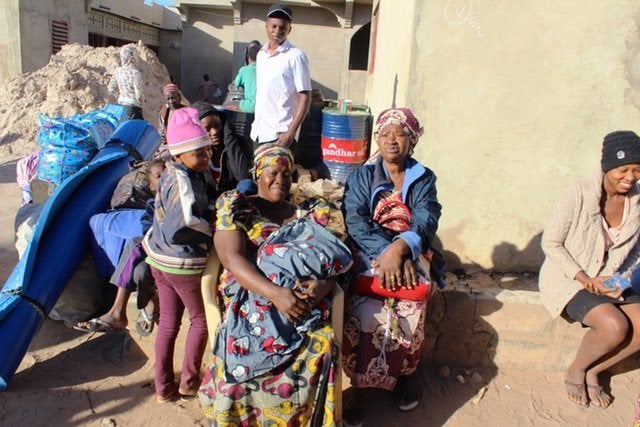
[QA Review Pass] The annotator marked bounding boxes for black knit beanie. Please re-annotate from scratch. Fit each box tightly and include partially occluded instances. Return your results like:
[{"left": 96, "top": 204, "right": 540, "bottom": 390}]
[
  {"left": 601, "top": 131, "right": 640, "bottom": 172},
  {"left": 191, "top": 101, "right": 227, "bottom": 127}
]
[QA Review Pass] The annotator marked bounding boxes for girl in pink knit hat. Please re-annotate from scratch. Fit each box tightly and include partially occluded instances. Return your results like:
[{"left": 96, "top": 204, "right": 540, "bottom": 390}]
[{"left": 142, "top": 107, "right": 215, "bottom": 402}]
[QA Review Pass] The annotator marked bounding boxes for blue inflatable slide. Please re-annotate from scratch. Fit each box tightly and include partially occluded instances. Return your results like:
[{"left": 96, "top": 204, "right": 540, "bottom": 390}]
[{"left": 0, "top": 120, "right": 160, "bottom": 391}]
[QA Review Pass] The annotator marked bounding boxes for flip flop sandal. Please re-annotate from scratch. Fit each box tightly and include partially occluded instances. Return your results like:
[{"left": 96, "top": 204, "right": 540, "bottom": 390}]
[
  {"left": 135, "top": 308, "right": 157, "bottom": 337},
  {"left": 73, "top": 318, "right": 116, "bottom": 334}
]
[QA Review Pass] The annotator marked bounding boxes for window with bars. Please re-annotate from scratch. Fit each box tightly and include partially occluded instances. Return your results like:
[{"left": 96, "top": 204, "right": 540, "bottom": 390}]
[{"left": 51, "top": 19, "right": 69, "bottom": 54}]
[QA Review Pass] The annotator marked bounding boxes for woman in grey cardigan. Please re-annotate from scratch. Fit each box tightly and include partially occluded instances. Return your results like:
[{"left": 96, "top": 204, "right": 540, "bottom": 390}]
[{"left": 539, "top": 131, "right": 640, "bottom": 408}]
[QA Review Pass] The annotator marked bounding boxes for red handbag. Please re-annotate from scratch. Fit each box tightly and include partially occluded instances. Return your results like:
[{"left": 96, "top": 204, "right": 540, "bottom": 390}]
[
  {"left": 352, "top": 253, "right": 434, "bottom": 301},
  {"left": 353, "top": 274, "right": 432, "bottom": 301}
]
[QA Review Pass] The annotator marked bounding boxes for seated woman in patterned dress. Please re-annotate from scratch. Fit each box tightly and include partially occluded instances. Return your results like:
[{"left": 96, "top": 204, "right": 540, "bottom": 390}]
[
  {"left": 199, "top": 144, "right": 351, "bottom": 426},
  {"left": 341, "top": 108, "right": 445, "bottom": 426}
]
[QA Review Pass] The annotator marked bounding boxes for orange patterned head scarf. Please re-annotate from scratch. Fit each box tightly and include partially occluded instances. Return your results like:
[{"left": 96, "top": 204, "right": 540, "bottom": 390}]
[{"left": 252, "top": 143, "right": 294, "bottom": 179}]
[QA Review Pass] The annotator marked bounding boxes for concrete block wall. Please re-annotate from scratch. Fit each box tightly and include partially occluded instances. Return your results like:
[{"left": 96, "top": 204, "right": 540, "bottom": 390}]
[{"left": 421, "top": 278, "right": 640, "bottom": 373}]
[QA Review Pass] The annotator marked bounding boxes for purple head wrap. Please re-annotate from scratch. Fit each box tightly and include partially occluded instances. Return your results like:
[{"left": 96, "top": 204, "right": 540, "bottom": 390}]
[{"left": 373, "top": 108, "right": 424, "bottom": 147}]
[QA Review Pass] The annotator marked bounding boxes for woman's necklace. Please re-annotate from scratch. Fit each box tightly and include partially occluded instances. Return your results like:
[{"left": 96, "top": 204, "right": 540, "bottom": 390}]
[
  {"left": 392, "top": 171, "right": 406, "bottom": 192},
  {"left": 384, "top": 160, "right": 406, "bottom": 191}
]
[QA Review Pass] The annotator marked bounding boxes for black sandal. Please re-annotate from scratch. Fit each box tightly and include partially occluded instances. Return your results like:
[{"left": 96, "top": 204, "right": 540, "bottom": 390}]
[
  {"left": 397, "top": 374, "right": 423, "bottom": 412},
  {"left": 343, "top": 393, "right": 365, "bottom": 427}
]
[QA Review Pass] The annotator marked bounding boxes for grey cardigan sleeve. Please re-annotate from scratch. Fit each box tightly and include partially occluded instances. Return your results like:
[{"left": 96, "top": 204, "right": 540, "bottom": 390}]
[{"left": 541, "top": 184, "right": 584, "bottom": 281}]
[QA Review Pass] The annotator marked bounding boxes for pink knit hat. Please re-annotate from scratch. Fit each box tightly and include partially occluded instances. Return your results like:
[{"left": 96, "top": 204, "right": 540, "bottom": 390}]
[{"left": 166, "top": 108, "right": 211, "bottom": 156}]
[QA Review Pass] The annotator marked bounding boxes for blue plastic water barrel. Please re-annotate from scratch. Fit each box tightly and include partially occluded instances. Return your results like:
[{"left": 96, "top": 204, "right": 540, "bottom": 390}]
[
  {"left": 223, "top": 108, "right": 254, "bottom": 140},
  {"left": 320, "top": 103, "right": 372, "bottom": 185}
]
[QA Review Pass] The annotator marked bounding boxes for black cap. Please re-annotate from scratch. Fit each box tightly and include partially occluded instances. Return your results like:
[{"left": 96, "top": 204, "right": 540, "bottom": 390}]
[
  {"left": 601, "top": 130, "right": 640, "bottom": 172},
  {"left": 267, "top": 4, "right": 293, "bottom": 21},
  {"left": 191, "top": 101, "right": 226, "bottom": 124}
]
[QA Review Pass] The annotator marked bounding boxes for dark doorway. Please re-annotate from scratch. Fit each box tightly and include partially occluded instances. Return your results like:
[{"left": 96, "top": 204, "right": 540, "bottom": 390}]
[{"left": 349, "top": 22, "right": 370, "bottom": 71}]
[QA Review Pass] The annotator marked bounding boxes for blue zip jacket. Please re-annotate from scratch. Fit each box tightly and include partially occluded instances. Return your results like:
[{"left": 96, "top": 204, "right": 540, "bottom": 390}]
[
  {"left": 143, "top": 161, "right": 216, "bottom": 271},
  {"left": 342, "top": 157, "right": 445, "bottom": 287}
]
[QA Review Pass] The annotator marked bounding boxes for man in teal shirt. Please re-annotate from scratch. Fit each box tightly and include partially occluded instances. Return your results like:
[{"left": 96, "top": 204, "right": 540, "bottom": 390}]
[{"left": 234, "top": 44, "right": 258, "bottom": 112}]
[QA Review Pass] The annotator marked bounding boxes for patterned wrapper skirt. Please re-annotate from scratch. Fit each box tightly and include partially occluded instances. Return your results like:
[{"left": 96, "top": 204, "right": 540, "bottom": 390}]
[
  {"left": 343, "top": 295, "right": 428, "bottom": 391},
  {"left": 199, "top": 321, "right": 338, "bottom": 426}
]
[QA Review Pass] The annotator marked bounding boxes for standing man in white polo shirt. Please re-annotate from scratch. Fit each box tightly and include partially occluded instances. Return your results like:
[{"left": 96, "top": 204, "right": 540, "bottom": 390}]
[{"left": 250, "top": 3, "right": 312, "bottom": 148}]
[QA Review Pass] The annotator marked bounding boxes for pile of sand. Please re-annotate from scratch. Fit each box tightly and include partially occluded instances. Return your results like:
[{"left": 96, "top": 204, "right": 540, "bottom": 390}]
[{"left": 0, "top": 42, "right": 171, "bottom": 161}]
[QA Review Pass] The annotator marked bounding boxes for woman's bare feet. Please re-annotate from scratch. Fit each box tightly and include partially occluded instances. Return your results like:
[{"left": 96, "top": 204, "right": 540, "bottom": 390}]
[
  {"left": 585, "top": 372, "right": 611, "bottom": 408},
  {"left": 564, "top": 368, "right": 588, "bottom": 407}
]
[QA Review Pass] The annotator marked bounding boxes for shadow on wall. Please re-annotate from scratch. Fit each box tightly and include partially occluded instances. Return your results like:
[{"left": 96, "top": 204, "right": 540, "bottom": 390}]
[
  {"left": 432, "top": 232, "right": 544, "bottom": 278},
  {"left": 491, "top": 232, "right": 544, "bottom": 272},
  {"left": 431, "top": 235, "right": 482, "bottom": 274},
  {"left": 422, "top": 289, "right": 500, "bottom": 426},
  {"left": 311, "top": 80, "right": 337, "bottom": 101},
  {"left": 181, "top": 22, "right": 233, "bottom": 103}
]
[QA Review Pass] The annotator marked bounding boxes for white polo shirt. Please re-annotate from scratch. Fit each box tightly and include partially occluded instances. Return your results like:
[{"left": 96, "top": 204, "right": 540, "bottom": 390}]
[{"left": 250, "top": 40, "right": 312, "bottom": 142}]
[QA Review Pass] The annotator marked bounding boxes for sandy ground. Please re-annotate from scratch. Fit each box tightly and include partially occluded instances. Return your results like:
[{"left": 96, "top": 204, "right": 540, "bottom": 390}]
[{"left": 1, "top": 156, "right": 639, "bottom": 426}]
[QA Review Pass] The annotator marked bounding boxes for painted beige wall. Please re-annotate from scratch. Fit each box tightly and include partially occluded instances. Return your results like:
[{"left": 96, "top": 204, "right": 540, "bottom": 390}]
[
  {"left": 19, "top": 0, "right": 89, "bottom": 73},
  {"left": 0, "top": 0, "right": 22, "bottom": 82},
  {"left": 288, "top": 3, "right": 372, "bottom": 101},
  {"left": 343, "top": 70, "right": 367, "bottom": 104},
  {"left": 365, "top": 0, "right": 416, "bottom": 113},
  {"left": 367, "top": 0, "right": 640, "bottom": 270}
]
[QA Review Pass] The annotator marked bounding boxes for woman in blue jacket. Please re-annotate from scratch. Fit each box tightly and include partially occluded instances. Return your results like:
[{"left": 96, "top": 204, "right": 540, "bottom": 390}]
[{"left": 342, "top": 108, "right": 444, "bottom": 425}]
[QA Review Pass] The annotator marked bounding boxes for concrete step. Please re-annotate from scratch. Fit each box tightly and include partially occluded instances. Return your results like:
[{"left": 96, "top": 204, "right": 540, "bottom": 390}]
[{"left": 422, "top": 272, "right": 640, "bottom": 373}]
